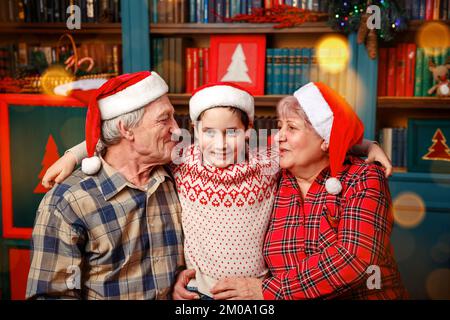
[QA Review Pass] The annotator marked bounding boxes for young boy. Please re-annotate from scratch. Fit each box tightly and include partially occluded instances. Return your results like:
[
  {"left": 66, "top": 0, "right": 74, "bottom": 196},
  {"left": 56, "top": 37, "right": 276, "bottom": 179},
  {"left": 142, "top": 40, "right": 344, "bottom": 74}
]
[{"left": 41, "top": 82, "right": 391, "bottom": 299}]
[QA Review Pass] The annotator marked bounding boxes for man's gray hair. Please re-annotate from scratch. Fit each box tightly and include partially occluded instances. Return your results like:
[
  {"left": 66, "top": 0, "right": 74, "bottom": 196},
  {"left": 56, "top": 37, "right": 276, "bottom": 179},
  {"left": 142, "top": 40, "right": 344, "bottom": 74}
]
[{"left": 101, "top": 107, "right": 146, "bottom": 146}]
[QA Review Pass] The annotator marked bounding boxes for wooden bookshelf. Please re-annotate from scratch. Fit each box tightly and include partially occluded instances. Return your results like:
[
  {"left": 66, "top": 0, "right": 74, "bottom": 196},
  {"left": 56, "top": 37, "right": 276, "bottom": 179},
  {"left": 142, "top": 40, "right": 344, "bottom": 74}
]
[
  {"left": 378, "top": 97, "right": 450, "bottom": 110},
  {"left": 0, "top": 23, "right": 122, "bottom": 34},
  {"left": 150, "top": 21, "right": 334, "bottom": 35}
]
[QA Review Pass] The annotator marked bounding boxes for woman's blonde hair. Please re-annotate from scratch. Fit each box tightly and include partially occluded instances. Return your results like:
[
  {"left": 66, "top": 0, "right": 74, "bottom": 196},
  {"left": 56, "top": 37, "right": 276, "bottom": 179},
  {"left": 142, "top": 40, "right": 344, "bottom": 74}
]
[{"left": 276, "top": 96, "right": 314, "bottom": 130}]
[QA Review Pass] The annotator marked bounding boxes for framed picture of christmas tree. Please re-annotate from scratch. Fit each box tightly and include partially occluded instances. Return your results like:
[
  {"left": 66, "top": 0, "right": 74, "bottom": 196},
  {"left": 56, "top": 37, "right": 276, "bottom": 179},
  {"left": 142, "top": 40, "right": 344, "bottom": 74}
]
[
  {"left": 0, "top": 95, "right": 86, "bottom": 239},
  {"left": 407, "top": 119, "right": 450, "bottom": 173},
  {"left": 209, "top": 35, "right": 266, "bottom": 95}
]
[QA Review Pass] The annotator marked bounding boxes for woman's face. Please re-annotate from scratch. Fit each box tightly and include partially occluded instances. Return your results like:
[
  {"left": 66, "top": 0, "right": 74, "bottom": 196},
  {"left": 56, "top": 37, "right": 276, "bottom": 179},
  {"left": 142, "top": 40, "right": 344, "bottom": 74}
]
[
  {"left": 275, "top": 110, "right": 326, "bottom": 171},
  {"left": 195, "top": 107, "right": 247, "bottom": 168}
]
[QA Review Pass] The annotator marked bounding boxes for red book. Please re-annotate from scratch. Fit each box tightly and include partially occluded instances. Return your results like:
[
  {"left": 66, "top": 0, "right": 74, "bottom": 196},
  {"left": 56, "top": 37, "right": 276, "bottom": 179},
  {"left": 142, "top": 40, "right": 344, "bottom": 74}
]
[
  {"left": 203, "top": 48, "right": 209, "bottom": 85},
  {"left": 387, "top": 47, "right": 397, "bottom": 96},
  {"left": 377, "top": 48, "right": 388, "bottom": 96},
  {"left": 264, "top": 0, "right": 272, "bottom": 9},
  {"left": 395, "top": 44, "right": 406, "bottom": 97},
  {"left": 405, "top": 43, "right": 417, "bottom": 97},
  {"left": 186, "top": 48, "right": 193, "bottom": 93},
  {"left": 192, "top": 48, "right": 199, "bottom": 90},
  {"left": 426, "top": 0, "right": 434, "bottom": 20}
]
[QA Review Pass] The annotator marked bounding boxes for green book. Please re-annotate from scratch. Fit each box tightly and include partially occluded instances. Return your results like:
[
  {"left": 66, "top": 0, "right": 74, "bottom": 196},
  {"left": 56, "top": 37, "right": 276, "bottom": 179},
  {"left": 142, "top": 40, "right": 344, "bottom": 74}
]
[
  {"left": 422, "top": 48, "right": 434, "bottom": 97},
  {"left": 414, "top": 47, "right": 424, "bottom": 97}
]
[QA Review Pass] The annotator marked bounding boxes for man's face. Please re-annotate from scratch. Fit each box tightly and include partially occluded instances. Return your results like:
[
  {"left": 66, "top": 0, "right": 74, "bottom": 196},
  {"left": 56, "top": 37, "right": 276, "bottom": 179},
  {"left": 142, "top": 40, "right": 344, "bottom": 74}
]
[{"left": 131, "top": 95, "right": 180, "bottom": 164}]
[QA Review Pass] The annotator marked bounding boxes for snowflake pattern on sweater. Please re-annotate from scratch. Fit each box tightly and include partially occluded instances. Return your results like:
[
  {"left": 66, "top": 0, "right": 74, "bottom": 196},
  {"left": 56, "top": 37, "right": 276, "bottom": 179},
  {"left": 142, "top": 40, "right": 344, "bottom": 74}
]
[{"left": 171, "top": 144, "right": 280, "bottom": 295}]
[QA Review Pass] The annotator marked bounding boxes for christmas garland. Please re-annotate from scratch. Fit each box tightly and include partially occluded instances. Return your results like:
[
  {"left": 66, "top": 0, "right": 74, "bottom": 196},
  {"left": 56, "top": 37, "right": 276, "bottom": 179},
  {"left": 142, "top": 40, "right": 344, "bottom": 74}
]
[
  {"left": 328, "top": 0, "right": 408, "bottom": 41},
  {"left": 226, "top": 5, "right": 328, "bottom": 29}
]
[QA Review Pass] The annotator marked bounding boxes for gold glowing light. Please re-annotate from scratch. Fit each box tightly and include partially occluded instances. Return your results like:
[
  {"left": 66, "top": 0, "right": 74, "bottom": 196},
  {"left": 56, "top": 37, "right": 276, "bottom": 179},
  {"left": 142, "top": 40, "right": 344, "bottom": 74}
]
[
  {"left": 40, "top": 65, "right": 74, "bottom": 95},
  {"left": 392, "top": 192, "right": 426, "bottom": 229},
  {"left": 316, "top": 35, "right": 350, "bottom": 74},
  {"left": 416, "top": 21, "right": 450, "bottom": 57},
  {"left": 426, "top": 268, "right": 450, "bottom": 300}
]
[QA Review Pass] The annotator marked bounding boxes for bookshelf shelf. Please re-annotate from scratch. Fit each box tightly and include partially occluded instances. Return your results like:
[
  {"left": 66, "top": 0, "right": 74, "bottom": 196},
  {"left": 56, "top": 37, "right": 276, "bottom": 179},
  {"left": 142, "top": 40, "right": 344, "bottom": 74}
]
[
  {"left": 150, "top": 22, "right": 334, "bottom": 35},
  {"left": 0, "top": 23, "right": 122, "bottom": 34},
  {"left": 168, "top": 93, "right": 285, "bottom": 107},
  {"left": 377, "top": 97, "right": 450, "bottom": 110}
]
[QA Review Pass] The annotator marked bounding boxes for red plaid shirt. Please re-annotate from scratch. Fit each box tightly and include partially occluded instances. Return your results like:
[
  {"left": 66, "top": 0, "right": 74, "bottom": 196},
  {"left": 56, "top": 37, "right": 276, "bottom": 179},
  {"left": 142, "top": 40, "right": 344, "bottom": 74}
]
[{"left": 262, "top": 157, "right": 408, "bottom": 300}]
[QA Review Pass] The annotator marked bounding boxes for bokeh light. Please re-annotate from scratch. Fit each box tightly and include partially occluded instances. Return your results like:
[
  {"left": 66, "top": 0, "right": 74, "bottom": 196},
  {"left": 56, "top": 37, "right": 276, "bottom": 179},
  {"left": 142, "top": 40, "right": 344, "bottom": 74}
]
[
  {"left": 40, "top": 65, "right": 74, "bottom": 95},
  {"left": 392, "top": 192, "right": 426, "bottom": 229},
  {"left": 416, "top": 21, "right": 450, "bottom": 57},
  {"left": 426, "top": 268, "right": 450, "bottom": 300},
  {"left": 316, "top": 35, "right": 350, "bottom": 74}
]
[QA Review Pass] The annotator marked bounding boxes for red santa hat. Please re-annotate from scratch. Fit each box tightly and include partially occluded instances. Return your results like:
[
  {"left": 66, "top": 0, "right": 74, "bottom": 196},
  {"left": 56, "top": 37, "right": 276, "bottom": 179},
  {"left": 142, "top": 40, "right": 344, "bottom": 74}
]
[
  {"left": 189, "top": 82, "right": 254, "bottom": 122},
  {"left": 82, "top": 71, "right": 168, "bottom": 175},
  {"left": 293, "top": 82, "right": 364, "bottom": 195}
]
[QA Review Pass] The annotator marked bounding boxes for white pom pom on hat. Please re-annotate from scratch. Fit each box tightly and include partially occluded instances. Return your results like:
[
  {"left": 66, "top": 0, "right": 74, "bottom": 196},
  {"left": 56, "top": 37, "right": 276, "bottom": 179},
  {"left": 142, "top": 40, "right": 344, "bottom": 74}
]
[
  {"left": 81, "top": 156, "right": 102, "bottom": 175},
  {"left": 82, "top": 71, "right": 168, "bottom": 175}
]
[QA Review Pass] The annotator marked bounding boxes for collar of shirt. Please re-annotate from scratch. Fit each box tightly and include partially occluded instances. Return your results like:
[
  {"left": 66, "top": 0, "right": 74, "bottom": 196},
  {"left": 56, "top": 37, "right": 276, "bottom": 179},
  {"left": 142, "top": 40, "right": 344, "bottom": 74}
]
[
  {"left": 279, "top": 157, "right": 355, "bottom": 197},
  {"left": 97, "top": 156, "right": 172, "bottom": 201}
]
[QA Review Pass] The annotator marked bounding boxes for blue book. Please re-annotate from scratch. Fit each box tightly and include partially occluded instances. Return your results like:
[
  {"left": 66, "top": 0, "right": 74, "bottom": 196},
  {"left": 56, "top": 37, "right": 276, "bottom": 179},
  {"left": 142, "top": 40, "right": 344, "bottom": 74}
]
[
  {"left": 419, "top": 0, "right": 426, "bottom": 20},
  {"left": 281, "top": 48, "right": 290, "bottom": 94},
  {"left": 241, "top": 0, "right": 247, "bottom": 14},
  {"left": 190, "top": 0, "right": 196, "bottom": 22},
  {"left": 231, "top": 0, "right": 239, "bottom": 17},
  {"left": 300, "top": 48, "right": 309, "bottom": 87},
  {"left": 152, "top": 0, "right": 158, "bottom": 23},
  {"left": 288, "top": 48, "right": 296, "bottom": 94},
  {"left": 402, "top": 128, "right": 408, "bottom": 167},
  {"left": 273, "top": 49, "right": 283, "bottom": 95},
  {"left": 411, "top": 0, "right": 419, "bottom": 20},
  {"left": 392, "top": 128, "right": 398, "bottom": 167},
  {"left": 304, "top": 48, "right": 312, "bottom": 84},
  {"left": 204, "top": 0, "right": 208, "bottom": 22},
  {"left": 197, "top": 0, "right": 203, "bottom": 23},
  {"left": 404, "top": 0, "right": 412, "bottom": 19},
  {"left": 285, "top": 0, "right": 293, "bottom": 6},
  {"left": 266, "top": 49, "right": 274, "bottom": 94},
  {"left": 294, "top": 48, "right": 302, "bottom": 91},
  {"left": 309, "top": 47, "right": 318, "bottom": 83}
]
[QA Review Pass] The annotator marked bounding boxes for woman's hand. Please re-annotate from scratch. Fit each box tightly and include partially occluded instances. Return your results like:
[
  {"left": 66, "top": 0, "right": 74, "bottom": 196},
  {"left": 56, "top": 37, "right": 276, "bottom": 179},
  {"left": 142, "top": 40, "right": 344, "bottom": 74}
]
[
  {"left": 366, "top": 142, "right": 393, "bottom": 178},
  {"left": 41, "top": 152, "right": 78, "bottom": 189},
  {"left": 210, "top": 277, "right": 264, "bottom": 300},
  {"left": 172, "top": 269, "right": 199, "bottom": 300}
]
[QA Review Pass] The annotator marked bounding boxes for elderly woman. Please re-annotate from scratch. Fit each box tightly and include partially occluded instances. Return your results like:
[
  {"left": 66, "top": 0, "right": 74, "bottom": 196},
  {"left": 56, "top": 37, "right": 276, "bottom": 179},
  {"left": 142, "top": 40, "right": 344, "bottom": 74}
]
[{"left": 210, "top": 82, "right": 408, "bottom": 300}]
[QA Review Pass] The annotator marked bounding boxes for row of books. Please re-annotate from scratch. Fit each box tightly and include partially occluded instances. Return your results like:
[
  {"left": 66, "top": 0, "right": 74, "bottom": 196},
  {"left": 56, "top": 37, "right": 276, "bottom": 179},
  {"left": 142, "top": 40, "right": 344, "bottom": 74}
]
[
  {"left": 379, "top": 127, "right": 408, "bottom": 168},
  {"left": 150, "top": 0, "right": 327, "bottom": 24},
  {"left": 0, "top": 0, "right": 121, "bottom": 23},
  {"left": 0, "top": 42, "right": 121, "bottom": 78},
  {"left": 266, "top": 47, "right": 348, "bottom": 96},
  {"left": 378, "top": 44, "right": 448, "bottom": 97},
  {"left": 403, "top": 0, "right": 450, "bottom": 21},
  {"left": 151, "top": 38, "right": 188, "bottom": 93}
]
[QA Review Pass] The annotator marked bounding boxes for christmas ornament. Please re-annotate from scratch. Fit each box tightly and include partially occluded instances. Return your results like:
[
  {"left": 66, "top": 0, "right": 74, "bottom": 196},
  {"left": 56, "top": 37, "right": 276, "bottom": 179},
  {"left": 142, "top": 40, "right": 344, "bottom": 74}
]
[{"left": 427, "top": 58, "right": 450, "bottom": 97}]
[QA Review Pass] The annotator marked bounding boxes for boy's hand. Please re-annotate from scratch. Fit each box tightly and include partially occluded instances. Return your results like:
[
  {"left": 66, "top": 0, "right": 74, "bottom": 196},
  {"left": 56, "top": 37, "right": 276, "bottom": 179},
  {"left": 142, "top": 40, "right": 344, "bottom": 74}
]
[
  {"left": 366, "top": 142, "right": 393, "bottom": 178},
  {"left": 172, "top": 269, "right": 199, "bottom": 300},
  {"left": 41, "top": 152, "right": 77, "bottom": 189}
]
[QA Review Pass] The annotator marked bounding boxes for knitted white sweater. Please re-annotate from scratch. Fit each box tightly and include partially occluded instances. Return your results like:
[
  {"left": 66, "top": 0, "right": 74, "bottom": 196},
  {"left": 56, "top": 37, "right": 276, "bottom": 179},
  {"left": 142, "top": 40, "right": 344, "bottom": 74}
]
[{"left": 171, "top": 144, "right": 279, "bottom": 297}]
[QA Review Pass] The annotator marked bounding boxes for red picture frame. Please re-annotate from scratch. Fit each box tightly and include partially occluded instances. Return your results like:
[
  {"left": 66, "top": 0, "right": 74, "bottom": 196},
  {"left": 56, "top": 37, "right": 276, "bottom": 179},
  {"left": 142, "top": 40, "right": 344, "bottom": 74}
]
[
  {"left": 209, "top": 35, "right": 266, "bottom": 95},
  {"left": 0, "top": 94, "right": 86, "bottom": 239}
]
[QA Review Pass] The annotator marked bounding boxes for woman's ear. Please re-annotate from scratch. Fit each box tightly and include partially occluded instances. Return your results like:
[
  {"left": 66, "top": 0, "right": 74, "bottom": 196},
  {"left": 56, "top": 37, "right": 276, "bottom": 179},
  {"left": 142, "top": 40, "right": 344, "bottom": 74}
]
[
  {"left": 118, "top": 121, "right": 134, "bottom": 141},
  {"left": 321, "top": 140, "right": 329, "bottom": 152},
  {"left": 245, "top": 123, "right": 254, "bottom": 140}
]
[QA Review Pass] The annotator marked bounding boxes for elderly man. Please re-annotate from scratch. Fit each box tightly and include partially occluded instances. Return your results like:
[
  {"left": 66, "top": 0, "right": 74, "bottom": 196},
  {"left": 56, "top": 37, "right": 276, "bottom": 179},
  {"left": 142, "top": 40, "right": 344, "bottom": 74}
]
[{"left": 26, "top": 71, "right": 184, "bottom": 299}]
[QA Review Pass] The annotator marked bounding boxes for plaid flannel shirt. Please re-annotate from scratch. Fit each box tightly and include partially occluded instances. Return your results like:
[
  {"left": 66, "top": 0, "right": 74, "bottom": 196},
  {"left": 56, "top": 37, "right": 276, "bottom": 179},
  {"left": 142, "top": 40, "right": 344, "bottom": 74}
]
[
  {"left": 262, "top": 157, "right": 408, "bottom": 300},
  {"left": 26, "top": 158, "right": 184, "bottom": 300}
]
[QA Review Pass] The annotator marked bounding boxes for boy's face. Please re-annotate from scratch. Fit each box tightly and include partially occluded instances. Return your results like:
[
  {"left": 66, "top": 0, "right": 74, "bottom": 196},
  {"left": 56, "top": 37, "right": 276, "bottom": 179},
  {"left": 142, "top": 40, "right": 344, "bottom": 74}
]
[{"left": 195, "top": 107, "right": 247, "bottom": 168}]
